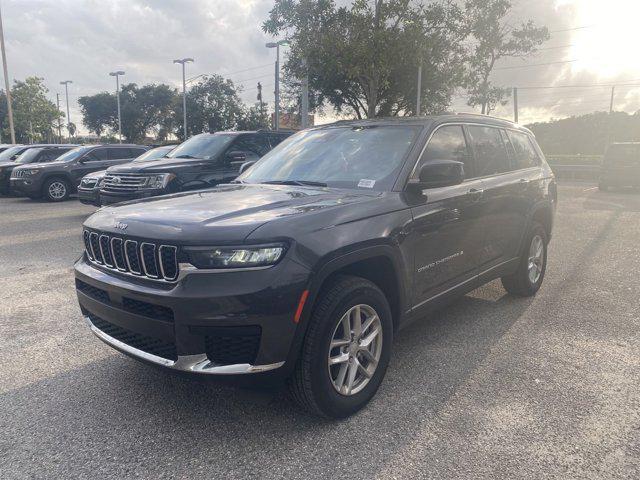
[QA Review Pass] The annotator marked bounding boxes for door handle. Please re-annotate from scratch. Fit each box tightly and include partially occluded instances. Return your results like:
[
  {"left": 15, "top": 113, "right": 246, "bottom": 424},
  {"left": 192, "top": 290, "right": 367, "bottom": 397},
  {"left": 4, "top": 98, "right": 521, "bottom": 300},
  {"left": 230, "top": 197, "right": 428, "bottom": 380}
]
[{"left": 467, "top": 188, "right": 484, "bottom": 201}]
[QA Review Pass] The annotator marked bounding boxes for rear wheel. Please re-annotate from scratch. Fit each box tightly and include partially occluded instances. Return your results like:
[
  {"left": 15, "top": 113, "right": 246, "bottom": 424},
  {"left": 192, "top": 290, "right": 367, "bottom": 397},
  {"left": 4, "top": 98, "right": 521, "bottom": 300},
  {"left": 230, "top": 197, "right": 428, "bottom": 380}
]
[
  {"left": 43, "top": 177, "right": 70, "bottom": 202},
  {"left": 289, "top": 275, "right": 393, "bottom": 418},
  {"left": 501, "top": 222, "right": 548, "bottom": 297}
]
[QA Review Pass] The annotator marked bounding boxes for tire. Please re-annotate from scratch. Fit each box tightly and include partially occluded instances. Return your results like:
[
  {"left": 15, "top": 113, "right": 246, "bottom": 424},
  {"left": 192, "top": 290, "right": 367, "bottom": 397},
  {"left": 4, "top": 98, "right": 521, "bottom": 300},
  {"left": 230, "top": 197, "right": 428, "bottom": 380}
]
[
  {"left": 43, "top": 177, "right": 70, "bottom": 202},
  {"left": 288, "top": 275, "right": 393, "bottom": 418},
  {"left": 501, "top": 222, "right": 548, "bottom": 297}
]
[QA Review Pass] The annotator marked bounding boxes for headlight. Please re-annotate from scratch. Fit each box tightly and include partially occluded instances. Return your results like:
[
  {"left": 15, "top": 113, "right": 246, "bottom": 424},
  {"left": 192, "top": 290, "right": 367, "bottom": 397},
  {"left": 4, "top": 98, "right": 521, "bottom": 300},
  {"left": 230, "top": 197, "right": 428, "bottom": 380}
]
[
  {"left": 185, "top": 244, "right": 286, "bottom": 269},
  {"left": 96, "top": 178, "right": 105, "bottom": 187},
  {"left": 21, "top": 169, "right": 40, "bottom": 176},
  {"left": 146, "top": 173, "right": 175, "bottom": 189}
]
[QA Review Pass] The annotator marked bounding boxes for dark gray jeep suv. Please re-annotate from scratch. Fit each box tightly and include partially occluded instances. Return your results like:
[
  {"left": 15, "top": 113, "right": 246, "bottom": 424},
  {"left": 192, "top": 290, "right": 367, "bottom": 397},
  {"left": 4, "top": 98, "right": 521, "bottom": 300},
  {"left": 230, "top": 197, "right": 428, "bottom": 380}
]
[
  {"left": 11, "top": 144, "right": 148, "bottom": 201},
  {"left": 74, "top": 115, "right": 556, "bottom": 418}
]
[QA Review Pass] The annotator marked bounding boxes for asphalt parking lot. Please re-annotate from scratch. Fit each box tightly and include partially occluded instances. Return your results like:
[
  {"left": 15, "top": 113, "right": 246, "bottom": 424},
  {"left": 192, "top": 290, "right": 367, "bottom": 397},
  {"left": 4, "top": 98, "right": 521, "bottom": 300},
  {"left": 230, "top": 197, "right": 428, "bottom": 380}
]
[{"left": 1, "top": 184, "right": 639, "bottom": 479}]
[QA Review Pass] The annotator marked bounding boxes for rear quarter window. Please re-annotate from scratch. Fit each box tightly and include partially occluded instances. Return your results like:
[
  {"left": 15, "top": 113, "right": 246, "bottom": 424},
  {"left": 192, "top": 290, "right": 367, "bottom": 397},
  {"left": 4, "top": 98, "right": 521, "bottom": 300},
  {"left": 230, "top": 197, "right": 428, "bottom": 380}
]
[{"left": 507, "top": 130, "right": 540, "bottom": 169}]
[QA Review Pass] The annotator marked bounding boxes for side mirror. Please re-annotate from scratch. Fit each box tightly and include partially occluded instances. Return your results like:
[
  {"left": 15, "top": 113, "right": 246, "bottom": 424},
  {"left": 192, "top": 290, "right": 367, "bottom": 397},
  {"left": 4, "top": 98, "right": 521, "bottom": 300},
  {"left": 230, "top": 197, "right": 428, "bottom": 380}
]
[
  {"left": 238, "top": 160, "right": 256, "bottom": 174},
  {"left": 227, "top": 151, "right": 247, "bottom": 162},
  {"left": 407, "top": 160, "right": 464, "bottom": 193}
]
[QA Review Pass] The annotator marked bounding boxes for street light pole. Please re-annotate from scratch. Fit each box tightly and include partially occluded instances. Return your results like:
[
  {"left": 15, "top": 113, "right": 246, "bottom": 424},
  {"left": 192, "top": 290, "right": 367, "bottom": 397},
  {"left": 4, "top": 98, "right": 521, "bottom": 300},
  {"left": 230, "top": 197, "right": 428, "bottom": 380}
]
[
  {"left": 0, "top": 2, "right": 16, "bottom": 143},
  {"left": 173, "top": 58, "right": 193, "bottom": 140},
  {"left": 60, "top": 80, "right": 72, "bottom": 141},
  {"left": 266, "top": 40, "right": 289, "bottom": 131},
  {"left": 109, "top": 71, "right": 125, "bottom": 143}
]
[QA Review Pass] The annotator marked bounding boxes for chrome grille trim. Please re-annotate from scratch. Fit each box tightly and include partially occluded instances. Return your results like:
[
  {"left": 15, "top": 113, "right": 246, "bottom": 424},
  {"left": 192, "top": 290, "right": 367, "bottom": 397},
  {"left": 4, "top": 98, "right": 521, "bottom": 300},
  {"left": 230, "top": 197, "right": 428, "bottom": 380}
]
[
  {"left": 124, "top": 240, "right": 142, "bottom": 275},
  {"left": 89, "top": 232, "right": 102, "bottom": 264},
  {"left": 140, "top": 242, "right": 159, "bottom": 279},
  {"left": 110, "top": 237, "right": 127, "bottom": 271},
  {"left": 99, "top": 235, "right": 114, "bottom": 268},
  {"left": 159, "top": 245, "right": 178, "bottom": 281},
  {"left": 102, "top": 174, "right": 149, "bottom": 192},
  {"left": 83, "top": 230, "right": 179, "bottom": 282}
]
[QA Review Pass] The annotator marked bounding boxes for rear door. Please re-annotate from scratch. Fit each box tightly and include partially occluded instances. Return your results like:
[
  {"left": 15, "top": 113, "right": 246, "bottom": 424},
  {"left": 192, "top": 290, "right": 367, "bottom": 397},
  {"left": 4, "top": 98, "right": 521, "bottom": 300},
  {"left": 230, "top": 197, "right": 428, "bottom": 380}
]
[
  {"left": 466, "top": 125, "right": 528, "bottom": 271},
  {"left": 408, "top": 124, "right": 486, "bottom": 306}
]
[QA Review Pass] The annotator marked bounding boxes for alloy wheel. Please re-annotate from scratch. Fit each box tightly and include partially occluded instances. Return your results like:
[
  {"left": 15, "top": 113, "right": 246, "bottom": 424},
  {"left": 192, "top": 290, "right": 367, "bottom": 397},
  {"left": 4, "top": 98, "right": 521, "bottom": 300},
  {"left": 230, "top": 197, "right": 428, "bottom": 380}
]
[
  {"left": 48, "top": 181, "right": 67, "bottom": 200},
  {"left": 528, "top": 234, "right": 544, "bottom": 284},
  {"left": 327, "top": 304, "right": 383, "bottom": 396}
]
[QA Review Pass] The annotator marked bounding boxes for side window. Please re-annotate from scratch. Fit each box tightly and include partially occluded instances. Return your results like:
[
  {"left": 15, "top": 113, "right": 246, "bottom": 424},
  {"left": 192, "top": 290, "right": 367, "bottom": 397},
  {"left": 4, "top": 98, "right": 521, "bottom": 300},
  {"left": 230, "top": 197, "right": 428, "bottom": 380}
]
[
  {"left": 84, "top": 148, "right": 109, "bottom": 162},
  {"left": 234, "top": 135, "right": 270, "bottom": 156},
  {"left": 414, "top": 125, "right": 471, "bottom": 178},
  {"left": 268, "top": 134, "right": 287, "bottom": 149},
  {"left": 131, "top": 148, "right": 147, "bottom": 158},
  {"left": 40, "top": 150, "right": 58, "bottom": 162},
  {"left": 107, "top": 148, "right": 132, "bottom": 160},
  {"left": 507, "top": 131, "right": 540, "bottom": 169},
  {"left": 466, "top": 126, "right": 510, "bottom": 177}
]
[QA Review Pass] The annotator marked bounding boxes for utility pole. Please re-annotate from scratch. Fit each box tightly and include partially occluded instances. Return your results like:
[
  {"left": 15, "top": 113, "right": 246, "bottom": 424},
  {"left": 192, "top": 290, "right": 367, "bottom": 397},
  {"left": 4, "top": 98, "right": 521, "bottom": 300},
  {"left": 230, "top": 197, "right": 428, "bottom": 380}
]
[
  {"left": 60, "top": 80, "right": 72, "bottom": 141},
  {"left": 416, "top": 64, "right": 422, "bottom": 116},
  {"left": 257, "top": 82, "right": 265, "bottom": 118},
  {"left": 266, "top": 40, "right": 289, "bottom": 131},
  {"left": 56, "top": 93, "right": 62, "bottom": 143},
  {"left": 513, "top": 87, "right": 519, "bottom": 123},
  {"left": 0, "top": 1, "right": 16, "bottom": 143},
  {"left": 301, "top": 58, "right": 309, "bottom": 129},
  {"left": 109, "top": 71, "right": 125, "bottom": 143},
  {"left": 606, "top": 85, "right": 616, "bottom": 149},
  {"left": 173, "top": 58, "right": 193, "bottom": 140}
]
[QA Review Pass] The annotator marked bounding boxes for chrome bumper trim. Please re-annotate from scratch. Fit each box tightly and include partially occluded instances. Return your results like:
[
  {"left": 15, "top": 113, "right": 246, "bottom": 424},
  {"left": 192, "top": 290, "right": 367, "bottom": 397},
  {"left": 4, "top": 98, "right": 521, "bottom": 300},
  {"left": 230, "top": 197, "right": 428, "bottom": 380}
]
[{"left": 85, "top": 316, "right": 285, "bottom": 375}]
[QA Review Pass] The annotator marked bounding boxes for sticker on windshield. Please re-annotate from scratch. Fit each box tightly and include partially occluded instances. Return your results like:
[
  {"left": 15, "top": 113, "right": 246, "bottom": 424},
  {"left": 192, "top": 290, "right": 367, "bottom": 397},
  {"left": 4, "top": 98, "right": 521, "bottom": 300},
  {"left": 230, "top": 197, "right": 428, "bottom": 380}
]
[{"left": 357, "top": 179, "right": 376, "bottom": 189}]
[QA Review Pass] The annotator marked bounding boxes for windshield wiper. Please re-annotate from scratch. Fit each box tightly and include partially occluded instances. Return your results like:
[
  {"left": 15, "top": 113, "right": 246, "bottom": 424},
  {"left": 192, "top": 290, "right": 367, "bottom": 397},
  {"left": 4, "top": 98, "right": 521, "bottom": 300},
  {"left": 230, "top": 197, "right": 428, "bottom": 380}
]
[
  {"left": 172, "top": 154, "right": 199, "bottom": 159},
  {"left": 263, "top": 180, "right": 327, "bottom": 187}
]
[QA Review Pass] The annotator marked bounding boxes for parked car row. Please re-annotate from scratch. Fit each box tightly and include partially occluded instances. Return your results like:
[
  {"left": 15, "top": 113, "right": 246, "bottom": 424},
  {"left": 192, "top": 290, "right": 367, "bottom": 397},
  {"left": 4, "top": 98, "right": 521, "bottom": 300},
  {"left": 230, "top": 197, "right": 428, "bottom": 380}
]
[{"left": 0, "top": 129, "right": 293, "bottom": 204}]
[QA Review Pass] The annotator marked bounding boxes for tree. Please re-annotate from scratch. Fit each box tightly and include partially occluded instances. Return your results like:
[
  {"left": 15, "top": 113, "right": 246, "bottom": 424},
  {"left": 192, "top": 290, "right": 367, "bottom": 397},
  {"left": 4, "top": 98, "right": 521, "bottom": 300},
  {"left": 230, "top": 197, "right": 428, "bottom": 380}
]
[
  {"left": 1, "top": 77, "right": 61, "bottom": 143},
  {"left": 175, "top": 75, "right": 245, "bottom": 139},
  {"left": 237, "top": 105, "right": 270, "bottom": 130},
  {"left": 264, "top": 0, "right": 467, "bottom": 119},
  {"left": 464, "top": 0, "right": 549, "bottom": 114},
  {"left": 79, "top": 84, "right": 177, "bottom": 142},
  {"left": 78, "top": 92, "right": 116, "bottom": 137}
]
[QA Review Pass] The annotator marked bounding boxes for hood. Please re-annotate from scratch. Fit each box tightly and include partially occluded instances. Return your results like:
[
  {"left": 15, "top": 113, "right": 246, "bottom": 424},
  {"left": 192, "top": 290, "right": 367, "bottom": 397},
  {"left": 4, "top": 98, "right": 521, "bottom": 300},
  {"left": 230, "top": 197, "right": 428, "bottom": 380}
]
[
  {"left": 84, "top": 183, "right": 383, "bottom": 244},
  {"left": 14, "top": 161, "right": 67, "bottom": 170},
  {"left": 107, "top": 157, "right": 210, "bottom": 174},
  {"left": 0, "top": 161, "right": 16, "bottom": 169},
  {"left": 82, "top": 169, "right": 107, "bottom": 180}
]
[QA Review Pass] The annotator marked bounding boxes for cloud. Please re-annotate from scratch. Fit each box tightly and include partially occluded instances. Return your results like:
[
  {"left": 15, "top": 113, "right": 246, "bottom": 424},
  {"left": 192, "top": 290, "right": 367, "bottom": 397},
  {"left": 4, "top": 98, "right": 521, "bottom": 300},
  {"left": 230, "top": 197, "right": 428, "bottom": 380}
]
[{"left": 1, "top": 0, "right": 637, "bottom": 132}]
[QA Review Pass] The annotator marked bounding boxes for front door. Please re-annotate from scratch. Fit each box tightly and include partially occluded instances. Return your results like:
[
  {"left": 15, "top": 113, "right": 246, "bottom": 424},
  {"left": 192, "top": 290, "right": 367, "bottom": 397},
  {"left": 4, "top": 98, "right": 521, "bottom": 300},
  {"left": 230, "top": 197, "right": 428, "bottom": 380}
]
[{"left": 407, "top": 125, "right": 486, "bottom": 308}]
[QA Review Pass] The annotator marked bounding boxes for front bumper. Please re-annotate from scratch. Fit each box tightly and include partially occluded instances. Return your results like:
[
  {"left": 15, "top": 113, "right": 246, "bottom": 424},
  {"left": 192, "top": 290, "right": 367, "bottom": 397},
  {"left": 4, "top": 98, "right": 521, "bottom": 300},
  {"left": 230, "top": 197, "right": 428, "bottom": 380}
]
[
  {"left": 77, "top": 186, "right": 101, "bottom": 206},
  {"left": 10, "top": 177, "right": 40, "bottom": 195},
  {"left": 100, "top": 188, "right": 166, "bottom": 205},
  {"left": 75, "top": 255, "right": 310, "bottom": 378}
]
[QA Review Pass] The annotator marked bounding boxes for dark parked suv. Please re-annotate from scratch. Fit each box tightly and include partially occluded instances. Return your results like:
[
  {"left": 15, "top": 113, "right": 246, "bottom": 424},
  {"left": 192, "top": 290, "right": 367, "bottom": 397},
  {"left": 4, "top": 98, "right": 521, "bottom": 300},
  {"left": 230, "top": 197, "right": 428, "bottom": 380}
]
[
  {"left": 11, "top": 144, "right": 148, "bottom": 201},
  {"left": 0, "top": 144, "right": 74, "bottom": 194},
  {"left": 599, "top": 142, "right": 640, "bottom": 191},
  {"left": 99, "top": 130, "right": 291, "bottom": 205},
  {"left": 75, "top": 115, "right": 556, "bottom": 418}
]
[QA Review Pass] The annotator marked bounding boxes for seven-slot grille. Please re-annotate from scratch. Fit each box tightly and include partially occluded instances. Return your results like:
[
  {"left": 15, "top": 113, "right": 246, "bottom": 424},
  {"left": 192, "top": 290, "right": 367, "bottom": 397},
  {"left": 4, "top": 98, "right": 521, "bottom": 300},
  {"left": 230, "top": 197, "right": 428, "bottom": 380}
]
[
  {"left": 11, "top": 169, "right": 27, "bottom": 178},
  {"left": 83, "top": 229, "right": 178, "bottom": 281},
  {"left": 102, "top": 173, "right": 149, "bottom": 192}
]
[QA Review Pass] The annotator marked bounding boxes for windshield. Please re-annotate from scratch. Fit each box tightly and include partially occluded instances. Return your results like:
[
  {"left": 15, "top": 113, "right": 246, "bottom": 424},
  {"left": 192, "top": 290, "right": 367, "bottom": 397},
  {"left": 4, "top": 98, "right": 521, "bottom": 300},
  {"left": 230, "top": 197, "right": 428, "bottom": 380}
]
[
  {"left": 15, "top": 149, "right": 43, "bottom": 164},
  {"left": 55, "top": 146, "right": 92, "bottom": 162},
  {"left": 166, "top": 134, "right": 234, "bottom": 160},
  {"left": 0, "top": 146, "right": 26, "bottom": 162},
  {"left": 239, "top": 125, "right": 420, "bottom": 191},
  {"left": 133, "top": 146, "right": 174, "bottom": 163}
]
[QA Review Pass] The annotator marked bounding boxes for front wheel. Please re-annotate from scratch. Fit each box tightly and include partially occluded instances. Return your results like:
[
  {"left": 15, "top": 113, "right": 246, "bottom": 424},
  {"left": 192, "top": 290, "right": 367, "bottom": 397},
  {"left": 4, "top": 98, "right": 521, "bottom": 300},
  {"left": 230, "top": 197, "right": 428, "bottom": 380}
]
[
  {"left": 501, "top": 222, "right": 548, "bottom": 297},
  {"left": 289, "top": 275, "right": 393, "bottom": 418},
  {"left": 43, "top": 177, "right": 70, "bottom": 202}
]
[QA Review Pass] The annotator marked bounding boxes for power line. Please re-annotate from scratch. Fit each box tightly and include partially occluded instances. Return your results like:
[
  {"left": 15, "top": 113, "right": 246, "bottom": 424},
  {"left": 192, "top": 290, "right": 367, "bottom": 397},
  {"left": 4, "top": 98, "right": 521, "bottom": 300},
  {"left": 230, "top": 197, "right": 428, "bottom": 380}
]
[
  {"left": 537, "top": 44, "right": 575, "bottom": 51},
  {"left": 518, "top": 80, "right": 640, "bottom": 90},
  {"left": 494, "top": 59, "right": 578, "bottom": 70},
  {"left": 187, "top": 63, "right": 273, "bottom": 83},
  {"left": 549, "top": 25, "right": 597, "bottom": 33}
]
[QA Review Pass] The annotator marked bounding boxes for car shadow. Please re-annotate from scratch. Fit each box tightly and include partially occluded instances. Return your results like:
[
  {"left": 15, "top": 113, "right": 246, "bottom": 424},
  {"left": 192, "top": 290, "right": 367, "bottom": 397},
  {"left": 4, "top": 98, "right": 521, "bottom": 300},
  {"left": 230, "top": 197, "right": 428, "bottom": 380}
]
[{"left": 1, "top": 283, "right": 534, "bottom": 478}]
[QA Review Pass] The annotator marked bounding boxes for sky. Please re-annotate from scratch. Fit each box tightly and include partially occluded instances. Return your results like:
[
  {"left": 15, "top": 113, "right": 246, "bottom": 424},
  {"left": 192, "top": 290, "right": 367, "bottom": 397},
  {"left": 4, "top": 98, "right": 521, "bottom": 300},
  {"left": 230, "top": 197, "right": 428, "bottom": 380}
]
[{"left": 1, "top": 0, "right": 639, "bottom": 133}]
